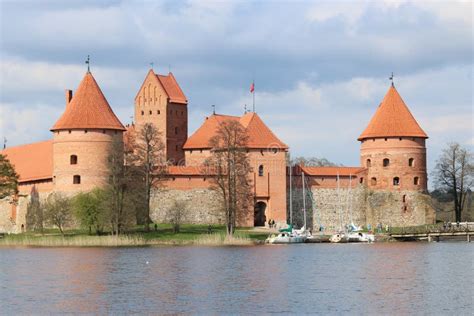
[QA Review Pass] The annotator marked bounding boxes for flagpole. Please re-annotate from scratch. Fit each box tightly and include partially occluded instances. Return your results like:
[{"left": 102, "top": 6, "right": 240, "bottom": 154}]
[{"left": 252, "top": 80, "right": 255, "bottom": 112}]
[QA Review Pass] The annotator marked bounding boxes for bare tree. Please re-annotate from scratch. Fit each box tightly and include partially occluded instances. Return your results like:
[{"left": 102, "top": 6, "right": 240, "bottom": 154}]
[
  {"left": 167, "top": 200, "right": 187, "bottom": 233},
  {"left": 291, "top": 156, "right": 339, "bottom": 167},
  {"left": 0, "top": 154, "right": 19, "bottom": 199},
  {"left": 205, "top": 120, "right": 253, "bottom": 236},
  {"left": 26, "top": 185, "right": 43, "bottom": 233},
  {"left": 44, "top": 193, "right": 72, "bottom": 236},
  {"left": 129, "top": 123, "right": 166, "bottom": 232},
  {"left": 433, "top": 142, "right": 473, "bottom": 222}
]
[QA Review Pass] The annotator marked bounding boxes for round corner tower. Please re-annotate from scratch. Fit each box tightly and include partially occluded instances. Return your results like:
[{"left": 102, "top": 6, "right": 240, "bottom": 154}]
[
  {"left": 50, "top": 71, "right": 125, "bottom": 193},
  {"left": 358, "top": 84, "right": 428, "bottom": 192}
]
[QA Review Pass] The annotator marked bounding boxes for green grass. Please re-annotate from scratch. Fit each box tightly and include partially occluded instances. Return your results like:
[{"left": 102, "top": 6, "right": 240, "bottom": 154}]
[{"left": 0, "top": 224, "right": 270, "bottom": 247}]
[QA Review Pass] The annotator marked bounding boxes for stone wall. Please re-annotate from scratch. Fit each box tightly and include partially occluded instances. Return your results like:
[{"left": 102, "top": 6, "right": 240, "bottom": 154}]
[
  {"left": 304, "top": 186, "right": 436, "bottom": 233},
  {"left": 365, "top": 190, "right": 435, "bottom": 227},
  {"left": 150, "top": 188, "right": 224, "bottom": 224}
]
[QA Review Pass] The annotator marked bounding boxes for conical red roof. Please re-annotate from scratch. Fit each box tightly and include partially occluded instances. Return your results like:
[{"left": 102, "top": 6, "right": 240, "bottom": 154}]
[
  {"left": 51, "top": 72, "right": 125, "bottom": 131},
  {"left": 358, "top": 85, "right": 427, "bottom": 141}
]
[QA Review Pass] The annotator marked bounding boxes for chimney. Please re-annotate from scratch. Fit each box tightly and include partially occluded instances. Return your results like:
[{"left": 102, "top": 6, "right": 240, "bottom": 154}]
[{"left": 65, "top": 89, "right": 73, "bottom": 106}]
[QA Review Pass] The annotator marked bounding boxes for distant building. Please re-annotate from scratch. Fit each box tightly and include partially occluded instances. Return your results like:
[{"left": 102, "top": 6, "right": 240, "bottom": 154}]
[{"left": 0, "top": 68, "right": 434, "bottom": 233}]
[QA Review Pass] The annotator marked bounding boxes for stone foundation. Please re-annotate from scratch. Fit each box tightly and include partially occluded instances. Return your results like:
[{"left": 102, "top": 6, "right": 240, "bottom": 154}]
[{"left": 150, "top": 189, "right": 225, "bottom": 225}]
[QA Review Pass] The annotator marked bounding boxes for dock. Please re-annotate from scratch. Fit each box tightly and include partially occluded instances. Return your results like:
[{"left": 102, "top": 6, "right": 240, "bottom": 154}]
[{"left": 390, "top": 222, "right": 474, "bottom": 242}]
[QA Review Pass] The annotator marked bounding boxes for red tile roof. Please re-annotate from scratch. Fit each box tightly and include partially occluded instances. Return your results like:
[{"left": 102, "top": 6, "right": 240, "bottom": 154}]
[
  {"left": 1, "top": 140, "right": 53, "bottom": 182},
  {"left": 157, "top": 72, "right": 187, "bottom": 104},
  {"left": 183, "top": 112, "right": 288, "bottom": 150},
  {"left": 167, "top": 165, "right": 215, "bottom": 176},
  {"left": 358, "top": 85, "right": 427, "bottom": 140},
  {"left": 299, "top": 166, "right": 364, "bottom": 177},
  {"left": 51, "top": 72, "right": 125, "bottom": 131}
]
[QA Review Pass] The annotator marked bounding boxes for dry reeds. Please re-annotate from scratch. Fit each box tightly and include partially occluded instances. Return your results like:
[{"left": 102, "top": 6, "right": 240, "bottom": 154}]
[
  {"left": 193, "top": 233, "right": 255, "bottom": 246},
  {"left": 0, "top": 235, "right": 146, "bottom": 247}
]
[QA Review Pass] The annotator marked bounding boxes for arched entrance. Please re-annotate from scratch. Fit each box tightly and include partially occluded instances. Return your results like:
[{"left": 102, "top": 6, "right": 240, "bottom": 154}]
[{"left": 254, "top": 202, "right": 267, "bottom": 226}]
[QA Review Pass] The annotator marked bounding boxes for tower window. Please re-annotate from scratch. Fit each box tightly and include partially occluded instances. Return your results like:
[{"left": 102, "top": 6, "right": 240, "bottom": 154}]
[
  {"left": 414, "top": 177, "right": 419, "bottom": 185},
  {"left": 402, "top": 194, "right": 406, "bottom": 203},
  {"left": 384, "top": 138, "right": 388, "bottom": 141},
  {"left": 383, "top": 158, "right": 390, "bottom": 167},
  {"left": 408, "top": 158, "right": 414, "bottom": 167},
  {"left": 175, "top": 127, "right": 178, "bottom": 135},
  {"left": 68, "top": 130, "right": 71, "bottom": 134},
  {"left": 70, "top": 155, "right": 78, "bottom": 165},
  {"left": 73, "top": 175, "right": 81, "bottom": 184},
  {"left": 149, "top": 110, "right": 152, "bottom": 115},
  {"left": 157, "top": 110, "right": 160, "bottom": 115},
  {"left": 175, "top": 145, "right": 178, "bottom": 151},
  {"left": 359, "top": 177, "right": 364, "bottom": 184},
  {"left": 371, "top": 177, "right": 377, "bottom": 186},
  {"left": 366, "top": 159, "right": 371, "bottom": 167},
  {"left": 141, "top": 111, "right": 144, "bottom": 115},
  {"left": 393, "top": 177, "right": 400, "bottom": 186},
  {"left": 258, "top": 165, "right": 264, "bottom": 177}
]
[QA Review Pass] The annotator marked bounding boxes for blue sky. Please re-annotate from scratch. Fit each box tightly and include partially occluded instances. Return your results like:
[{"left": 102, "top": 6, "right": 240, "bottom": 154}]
[{"left": 0, "top": 0, "right": 472, "bottom": 180}]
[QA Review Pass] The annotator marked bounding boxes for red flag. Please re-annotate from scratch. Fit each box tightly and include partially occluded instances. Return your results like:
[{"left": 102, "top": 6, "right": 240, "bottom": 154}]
[{"left": 250, "top": 82, "right": 255, "bottom": 93}]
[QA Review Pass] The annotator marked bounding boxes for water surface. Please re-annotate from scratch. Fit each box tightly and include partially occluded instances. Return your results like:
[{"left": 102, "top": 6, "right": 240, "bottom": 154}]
[{"left": 1, "top": 243, "right": 472, "bottom": 314}]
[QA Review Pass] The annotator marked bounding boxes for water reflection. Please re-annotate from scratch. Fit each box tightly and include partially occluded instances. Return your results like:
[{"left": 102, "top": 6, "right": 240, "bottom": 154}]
[{"left": 0, "top": 243, "right": 472, "bottom": 314}]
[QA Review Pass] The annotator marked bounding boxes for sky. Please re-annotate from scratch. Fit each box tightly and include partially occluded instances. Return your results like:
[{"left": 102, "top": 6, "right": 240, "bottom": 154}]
[{"left": 0, "top": 0, "right": 472, "bottom": 184}]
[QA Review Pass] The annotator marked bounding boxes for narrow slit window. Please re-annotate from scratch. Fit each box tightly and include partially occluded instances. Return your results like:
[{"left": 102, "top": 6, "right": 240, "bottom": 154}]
[{"left": 258, "top": 165, "right": 264, "bottom": 177}]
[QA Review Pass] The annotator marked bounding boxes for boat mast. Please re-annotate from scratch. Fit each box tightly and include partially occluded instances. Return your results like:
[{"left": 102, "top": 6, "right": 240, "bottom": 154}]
[
  {"left": 302, "top": 171, "right": 307, "bottom": 229},
  {"left": 337, "top": 172, "right": 342, "bottom": 232},
  {"left": 349, "top": 174, "right": 353, "bottom": 225},
  {"left": 289, "top": 154, "right": 293, "bottom": 225}
]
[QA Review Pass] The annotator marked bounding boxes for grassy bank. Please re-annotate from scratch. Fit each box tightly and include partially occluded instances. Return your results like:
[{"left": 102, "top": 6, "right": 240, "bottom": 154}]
[{"left": 0, "top": 224, "right": 269, "bottom": 247}]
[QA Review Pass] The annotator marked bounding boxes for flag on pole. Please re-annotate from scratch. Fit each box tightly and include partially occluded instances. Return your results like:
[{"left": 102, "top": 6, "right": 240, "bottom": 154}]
[{"left": 250, "top": 81, "right": 255, "bottom": 93}]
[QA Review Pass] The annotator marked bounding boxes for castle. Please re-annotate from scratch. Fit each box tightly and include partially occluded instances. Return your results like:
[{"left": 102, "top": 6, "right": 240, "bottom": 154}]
[{"left": 0, "top": 68, "right": 435, "bottom": 233}]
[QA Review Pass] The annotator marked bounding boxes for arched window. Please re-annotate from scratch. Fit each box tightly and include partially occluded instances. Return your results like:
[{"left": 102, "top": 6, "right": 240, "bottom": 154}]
[
  {"left": 393, "top": 177, "right": 400, "bottom": 186},
  {"left": 408, "top": 158, "right": 414, "bottom": 167},
  {"left": 383, "top": 158, "right": 390, "bottom": 167},
  {"left": 149, "top": 110, "right": 152, "bottom": 115},
  {"left": 175, "top": 127, "right": 178, "bottom": 135},
  {"left": 148, "top": 84, "right": 151, "bottom": 99},
  {"left": 70, "top": 155, "right": 77, "bottom": 165},
  {"left": 154, "top": 86, "right": 157, "bottom": 101},
  {"left": 371, "top": 177, "right": 377, "bottom": 186},
  {"left": 414, "top": 177, "right": 419, "bottom": 185},
  {"left": 73, "top": 175, "right": 81, "bottom": 184},
  {"left": 258, "top": 165, "right": 264, "bottom": 177},
  {"left": 138, "top": 96, "right": 141, "bottom": 106},
  {"left": 143, "top": 87, "right": 147, "bottom": 103},
  {"left": 141, "top": 111, "right": 144, "bottom": 116},
  {"left": 157, "top": 110, "right": 160, "bottom": 115},
  {"left": 366, "top": 159, "right": 371, "bottom": 167},
  {"left": 359, "top": 177, "right": 364, "bottom": 184}
]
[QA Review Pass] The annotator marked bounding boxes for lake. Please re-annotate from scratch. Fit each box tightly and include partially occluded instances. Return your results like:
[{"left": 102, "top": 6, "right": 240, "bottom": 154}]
[{"left": 0, "top": 243, "right": 472, "bottom": 315}]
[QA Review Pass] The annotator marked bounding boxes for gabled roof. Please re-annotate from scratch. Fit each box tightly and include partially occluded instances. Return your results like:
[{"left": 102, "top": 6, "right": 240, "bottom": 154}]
[
  {"left": 358, "top": 85, "right": 427, "bottom": 141},
  {"left": 183, "top": 112, "right": 288, "bottom": 150},
  {"left": 134, "top": 70, "right": 187, "bottom": 105},
  {"left": 157, "top": 72, "right": 187, "bottom": 104},
  {"left": 298, "top": 165, "right": 364, "bottom": 177},
  {"left": 51, "top": 72, "right": 125, "bottom": 131},
  {"left": 1, "top": 140, "right": 53, "bottom": 182}
]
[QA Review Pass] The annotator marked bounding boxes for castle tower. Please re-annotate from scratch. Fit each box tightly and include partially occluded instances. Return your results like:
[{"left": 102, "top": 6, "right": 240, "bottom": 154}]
[
  {"left": 51, "top": 71, "right": 125, "bottom": 192},
  {"left": 134, "top": 69, "right": 188, "bottom": 165},
  {"left": 358, "top": 84, "right": 428, "bottom": 192}
]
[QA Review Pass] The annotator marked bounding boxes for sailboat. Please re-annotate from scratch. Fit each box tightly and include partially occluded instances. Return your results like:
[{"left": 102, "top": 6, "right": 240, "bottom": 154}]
[
  {"left": 266, "top": 158, "right": 306, "bottom": 244},
  {"left": 330, "top": 173, "right": 375, "bottom": 243}
]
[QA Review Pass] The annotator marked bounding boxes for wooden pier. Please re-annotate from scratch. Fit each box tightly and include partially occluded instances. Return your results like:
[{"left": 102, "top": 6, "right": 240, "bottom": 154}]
[{"left": 390, "top": 222, "right": 474, "bottom": 242}]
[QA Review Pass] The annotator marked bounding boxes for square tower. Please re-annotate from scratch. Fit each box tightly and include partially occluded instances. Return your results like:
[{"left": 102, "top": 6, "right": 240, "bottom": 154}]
[{"left": 134, "top": 69, "right": 188, "bottom": 165}]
